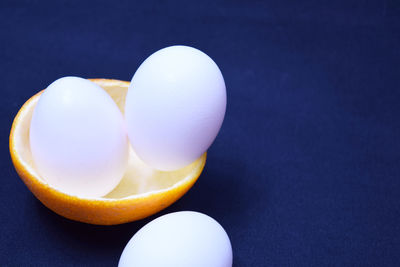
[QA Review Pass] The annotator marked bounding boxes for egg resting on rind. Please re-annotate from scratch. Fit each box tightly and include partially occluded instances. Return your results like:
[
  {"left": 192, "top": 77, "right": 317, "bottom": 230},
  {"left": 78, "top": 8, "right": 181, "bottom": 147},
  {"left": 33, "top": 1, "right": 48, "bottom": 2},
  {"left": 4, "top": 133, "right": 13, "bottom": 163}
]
[
  {"left": 125, "top": 46, "right": 226, "bottom": 171},
  {"left": 29, "top": 77, "right": 129, "bottom": 198}
]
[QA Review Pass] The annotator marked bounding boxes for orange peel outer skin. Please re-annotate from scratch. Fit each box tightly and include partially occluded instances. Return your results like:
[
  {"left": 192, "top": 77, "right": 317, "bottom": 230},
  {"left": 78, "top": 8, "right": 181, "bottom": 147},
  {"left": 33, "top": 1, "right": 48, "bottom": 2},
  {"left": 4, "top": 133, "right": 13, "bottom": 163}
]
[{"left": 9, "top": 79, "right": 206, "bottom": 225}]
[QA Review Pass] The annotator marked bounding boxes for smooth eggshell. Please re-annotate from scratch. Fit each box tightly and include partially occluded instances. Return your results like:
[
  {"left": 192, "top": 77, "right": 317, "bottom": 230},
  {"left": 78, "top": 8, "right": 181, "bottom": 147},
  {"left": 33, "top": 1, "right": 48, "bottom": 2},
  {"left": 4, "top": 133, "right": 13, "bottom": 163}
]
[
  {"left": 29, "top": 77, "right": 128, "bottom": 198},
  {"left": 125, "top": 46, "right": 226, "bottom": 171},
  {"left": 118, "top": 211, "right": 233, "bottom": 267}
]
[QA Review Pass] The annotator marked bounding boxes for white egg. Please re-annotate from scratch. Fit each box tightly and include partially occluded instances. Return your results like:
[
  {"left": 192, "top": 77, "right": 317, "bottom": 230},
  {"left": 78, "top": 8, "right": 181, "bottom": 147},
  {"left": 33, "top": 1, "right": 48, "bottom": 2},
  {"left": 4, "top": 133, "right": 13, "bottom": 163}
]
[
  {"left": 118, "top": 211, "right": 233, "bottom": 267},
  {"left": 29, "top": 77, "right": 128, "bottom": 198},
  {"left": 125, "top": 46, "right": 226, "bottom": 171}
]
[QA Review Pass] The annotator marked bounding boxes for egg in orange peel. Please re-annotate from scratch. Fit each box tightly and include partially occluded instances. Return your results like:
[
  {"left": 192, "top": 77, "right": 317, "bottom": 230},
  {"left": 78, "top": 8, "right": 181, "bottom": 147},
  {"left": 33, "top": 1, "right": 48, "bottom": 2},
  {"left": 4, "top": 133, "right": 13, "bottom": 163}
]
[{"left": 9, "top": 79, "right": 206, "bottom": 225}]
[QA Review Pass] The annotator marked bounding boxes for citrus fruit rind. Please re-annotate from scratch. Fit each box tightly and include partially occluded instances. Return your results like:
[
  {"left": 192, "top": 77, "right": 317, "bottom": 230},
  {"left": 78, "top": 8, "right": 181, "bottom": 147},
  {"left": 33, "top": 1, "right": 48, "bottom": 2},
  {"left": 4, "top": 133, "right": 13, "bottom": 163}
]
[{"left": 9, "top": 79, "right": 206, "bottom": 225}]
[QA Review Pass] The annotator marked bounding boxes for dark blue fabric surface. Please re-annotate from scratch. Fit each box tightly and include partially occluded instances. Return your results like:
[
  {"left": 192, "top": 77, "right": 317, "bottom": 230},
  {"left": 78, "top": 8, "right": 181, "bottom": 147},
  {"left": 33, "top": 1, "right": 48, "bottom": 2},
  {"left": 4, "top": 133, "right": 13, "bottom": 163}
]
[{"left": 1, "top": 1, "right": 400, "bottom": 266}]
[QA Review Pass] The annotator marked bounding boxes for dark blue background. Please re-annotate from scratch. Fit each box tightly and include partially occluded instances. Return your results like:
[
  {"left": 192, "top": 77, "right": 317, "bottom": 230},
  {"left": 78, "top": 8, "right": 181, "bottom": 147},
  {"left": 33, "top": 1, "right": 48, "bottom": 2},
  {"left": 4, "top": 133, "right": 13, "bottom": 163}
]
[{"left": 1, "top": 0, "right": 400, "bottom": 266}]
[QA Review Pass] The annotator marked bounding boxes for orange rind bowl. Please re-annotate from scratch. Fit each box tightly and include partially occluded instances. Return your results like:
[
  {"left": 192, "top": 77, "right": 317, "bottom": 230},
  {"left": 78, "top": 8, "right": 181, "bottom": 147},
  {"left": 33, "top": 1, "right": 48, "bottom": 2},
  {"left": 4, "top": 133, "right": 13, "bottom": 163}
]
[{"left": 9, "top": 79, "right": 206, "bottom": 225}]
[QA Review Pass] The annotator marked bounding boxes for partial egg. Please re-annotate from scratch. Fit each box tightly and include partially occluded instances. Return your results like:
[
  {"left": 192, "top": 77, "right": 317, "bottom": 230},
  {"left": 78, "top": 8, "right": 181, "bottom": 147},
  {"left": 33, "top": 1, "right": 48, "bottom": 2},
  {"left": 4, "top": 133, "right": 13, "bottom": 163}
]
[
  {"left": 125, "top": 45, "right": 226, "bottom": 171},
  {"left": 29, "top": 77, "right": 128, "bottom": 198},
  {"left": 118, "top": 211, "right": 233, "bottom": 267}
]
